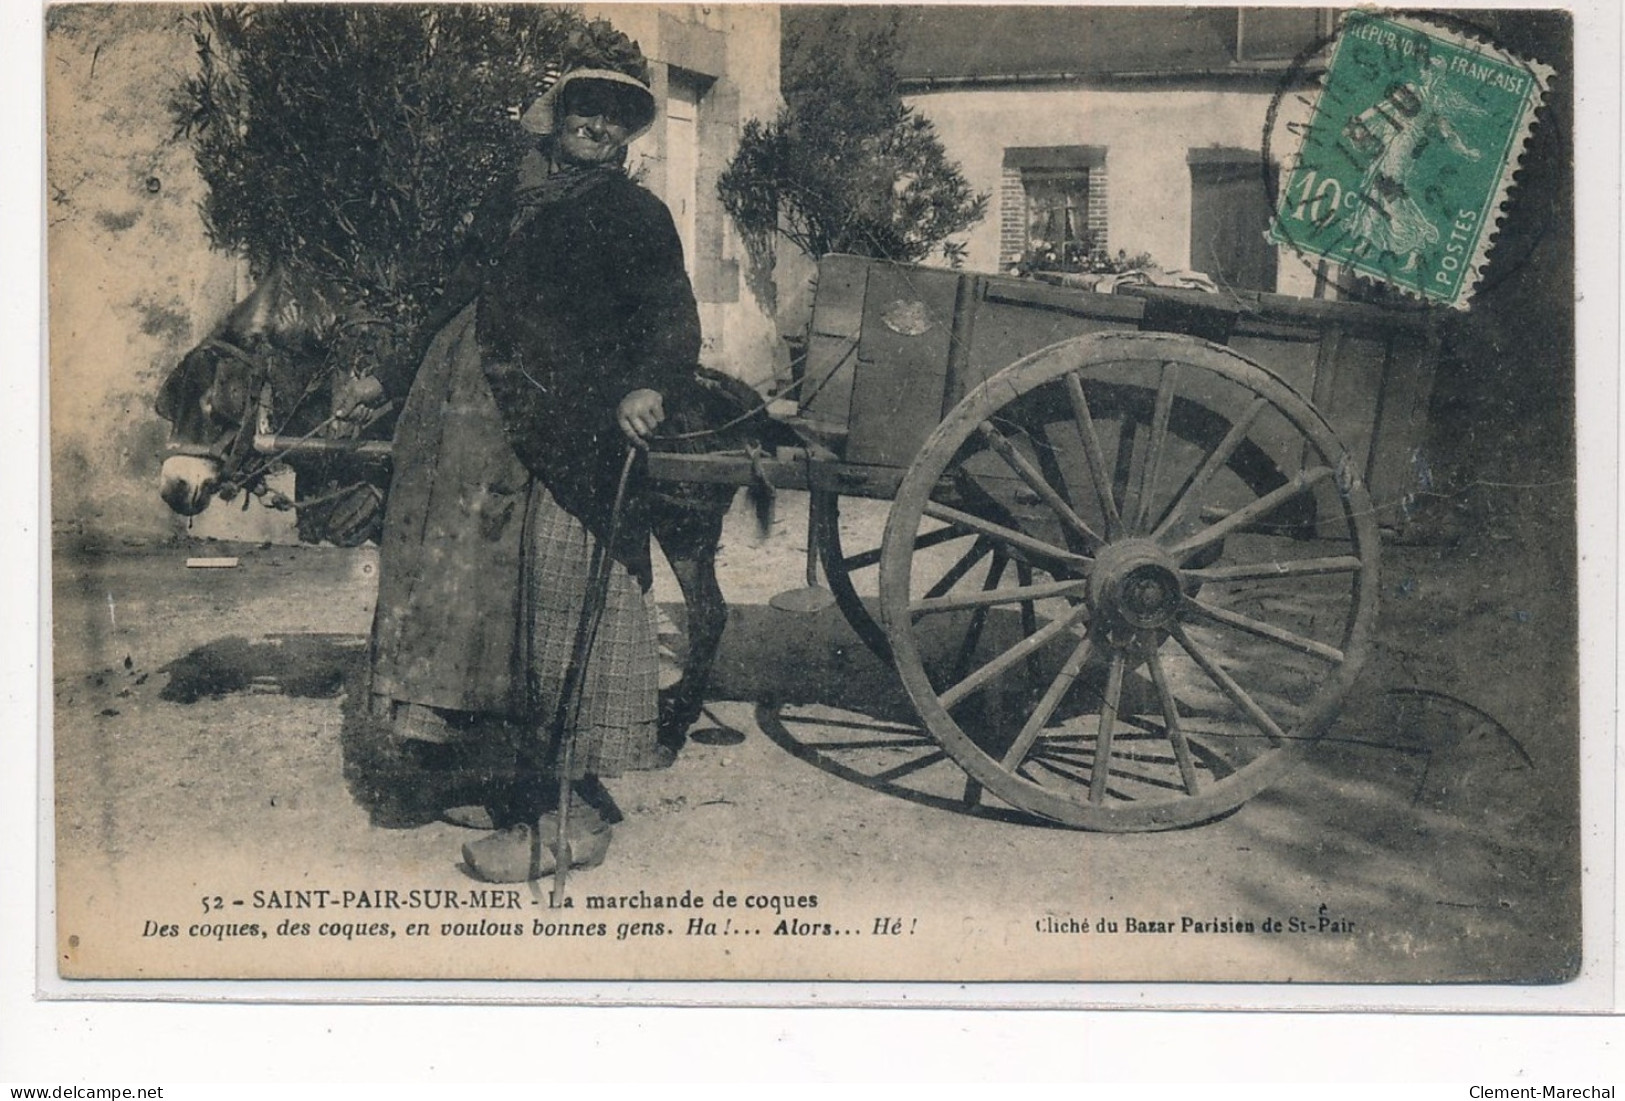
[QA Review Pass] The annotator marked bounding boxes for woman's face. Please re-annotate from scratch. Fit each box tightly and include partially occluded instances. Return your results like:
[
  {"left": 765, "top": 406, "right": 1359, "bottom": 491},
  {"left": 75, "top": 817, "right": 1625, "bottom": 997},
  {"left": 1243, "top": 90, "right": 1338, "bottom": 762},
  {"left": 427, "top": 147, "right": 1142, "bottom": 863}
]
[
  {"left": 555, "top": 112, "right": 630, "bottom": 165},
  {"left": 553, "top": 81, "right": 636, "bottom": 166}
]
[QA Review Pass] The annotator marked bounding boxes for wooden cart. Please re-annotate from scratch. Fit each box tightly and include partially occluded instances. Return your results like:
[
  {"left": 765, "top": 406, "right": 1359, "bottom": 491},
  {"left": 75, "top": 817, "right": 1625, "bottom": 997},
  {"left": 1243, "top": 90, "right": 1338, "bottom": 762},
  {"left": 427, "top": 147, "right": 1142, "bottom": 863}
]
[{"left": 648, "top": 253, "right": 1440, "bottom": 832}]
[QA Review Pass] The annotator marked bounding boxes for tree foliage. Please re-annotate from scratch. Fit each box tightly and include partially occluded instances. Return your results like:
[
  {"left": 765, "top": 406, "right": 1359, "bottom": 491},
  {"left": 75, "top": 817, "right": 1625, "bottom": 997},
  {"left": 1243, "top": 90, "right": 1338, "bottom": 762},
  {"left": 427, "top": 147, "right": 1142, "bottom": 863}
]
[
  {"left": 717, "top": 8, "right": 987, "bottom": 266},
  {"left": 174, "top": 4, "right": 593, "bottom": 331}
]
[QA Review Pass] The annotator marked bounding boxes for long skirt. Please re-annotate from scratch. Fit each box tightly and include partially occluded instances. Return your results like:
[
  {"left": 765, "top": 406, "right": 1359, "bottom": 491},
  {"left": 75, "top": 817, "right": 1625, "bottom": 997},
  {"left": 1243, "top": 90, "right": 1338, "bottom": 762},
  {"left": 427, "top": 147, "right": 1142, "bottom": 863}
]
[
  {"left": 518, "top": 479, "right": 660, "bottom": 779},
  {"left": 368, "top": 303, "right": 659, "bottom": 780}
]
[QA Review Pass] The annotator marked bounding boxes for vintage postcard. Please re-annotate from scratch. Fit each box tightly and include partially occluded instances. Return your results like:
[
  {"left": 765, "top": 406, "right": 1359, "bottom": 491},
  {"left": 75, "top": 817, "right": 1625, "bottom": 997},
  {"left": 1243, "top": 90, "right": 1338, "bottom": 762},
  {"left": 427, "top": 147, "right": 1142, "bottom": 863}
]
[{"left": 45, "top": 2, "right": 1598, "bottom": 994}]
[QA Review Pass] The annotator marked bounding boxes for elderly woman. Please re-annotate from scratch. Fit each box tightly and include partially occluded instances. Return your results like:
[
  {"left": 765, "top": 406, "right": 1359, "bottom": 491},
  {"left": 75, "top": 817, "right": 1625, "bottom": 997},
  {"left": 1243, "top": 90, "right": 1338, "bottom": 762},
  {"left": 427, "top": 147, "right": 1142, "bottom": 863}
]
[{"left": 365, "top": 49, "right": 699, "bottom": 883}]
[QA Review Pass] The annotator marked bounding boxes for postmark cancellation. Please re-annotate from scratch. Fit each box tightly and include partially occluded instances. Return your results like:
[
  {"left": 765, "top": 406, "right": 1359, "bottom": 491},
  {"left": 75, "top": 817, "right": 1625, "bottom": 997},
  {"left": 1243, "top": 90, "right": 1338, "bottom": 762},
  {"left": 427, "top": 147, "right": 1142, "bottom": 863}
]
[{"left": 1269, "top": 11, "right": 1554, "bottom": 309}]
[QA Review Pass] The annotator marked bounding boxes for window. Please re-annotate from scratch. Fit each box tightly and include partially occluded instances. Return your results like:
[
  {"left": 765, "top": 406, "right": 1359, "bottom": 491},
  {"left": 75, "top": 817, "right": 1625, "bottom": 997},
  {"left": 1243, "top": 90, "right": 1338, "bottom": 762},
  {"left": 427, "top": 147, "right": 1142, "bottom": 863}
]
[
  {"left": 1187, "top": 147, "right": 1278, "bottom": 292},
  {"left": 1001, "top": 146, "right": 1107, "bottom": 274},
  {"left": 1024, "top": 170, "right": 1093, "bottom": 271}
]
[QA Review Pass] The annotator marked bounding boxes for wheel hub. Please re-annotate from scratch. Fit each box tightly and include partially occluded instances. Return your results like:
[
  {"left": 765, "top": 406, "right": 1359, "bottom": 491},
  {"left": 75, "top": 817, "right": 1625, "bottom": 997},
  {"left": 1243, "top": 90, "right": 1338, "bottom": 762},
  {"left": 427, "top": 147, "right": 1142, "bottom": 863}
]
[{"left": 1090, "top": 539, "right": 1183, "bottom": 635}]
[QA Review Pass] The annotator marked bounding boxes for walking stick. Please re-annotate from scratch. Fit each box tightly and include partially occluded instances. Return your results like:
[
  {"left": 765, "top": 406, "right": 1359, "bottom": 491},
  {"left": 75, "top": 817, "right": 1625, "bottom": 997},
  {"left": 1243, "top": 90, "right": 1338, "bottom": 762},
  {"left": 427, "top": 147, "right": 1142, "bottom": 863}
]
[{"left": 550, "top": 445, "right": 639, "bottom": 907}]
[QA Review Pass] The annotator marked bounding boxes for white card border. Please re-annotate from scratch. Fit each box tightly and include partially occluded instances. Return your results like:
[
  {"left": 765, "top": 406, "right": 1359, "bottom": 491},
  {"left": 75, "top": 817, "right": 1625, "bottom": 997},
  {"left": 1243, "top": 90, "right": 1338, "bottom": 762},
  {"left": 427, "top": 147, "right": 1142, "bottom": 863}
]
[{"left": 8, "top": 0, "right": 1620, "bottom": 1079}]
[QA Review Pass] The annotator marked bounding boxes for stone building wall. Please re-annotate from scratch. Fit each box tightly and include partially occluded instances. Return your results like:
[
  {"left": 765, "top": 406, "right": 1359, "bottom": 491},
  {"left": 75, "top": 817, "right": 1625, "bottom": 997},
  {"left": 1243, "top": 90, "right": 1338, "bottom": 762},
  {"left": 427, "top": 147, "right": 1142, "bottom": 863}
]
[
  {"left": 906, "top": 82, "right": 1321, "bottom": 297},
  {"left": 46, "top": 4, "right": 783, "bottom": 546}
]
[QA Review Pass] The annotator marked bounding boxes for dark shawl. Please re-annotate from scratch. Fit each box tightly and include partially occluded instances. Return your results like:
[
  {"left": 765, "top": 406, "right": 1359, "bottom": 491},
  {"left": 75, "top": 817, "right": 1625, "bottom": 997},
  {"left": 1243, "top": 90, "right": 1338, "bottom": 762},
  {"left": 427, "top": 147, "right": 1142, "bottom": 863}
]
[{"left": 476, "top": 166, "right": 701, "bottom": 582}]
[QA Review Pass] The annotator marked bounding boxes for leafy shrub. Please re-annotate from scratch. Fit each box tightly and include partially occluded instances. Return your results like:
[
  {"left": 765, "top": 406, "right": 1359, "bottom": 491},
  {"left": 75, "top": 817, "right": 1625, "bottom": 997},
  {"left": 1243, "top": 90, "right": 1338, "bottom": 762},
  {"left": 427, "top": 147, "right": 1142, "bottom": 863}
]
[
  {"left": 717, "top": 8, "right": 986, "bottom": 267},
  {"left": 174, "top": 4, "right": 600, "bottom": 338}
]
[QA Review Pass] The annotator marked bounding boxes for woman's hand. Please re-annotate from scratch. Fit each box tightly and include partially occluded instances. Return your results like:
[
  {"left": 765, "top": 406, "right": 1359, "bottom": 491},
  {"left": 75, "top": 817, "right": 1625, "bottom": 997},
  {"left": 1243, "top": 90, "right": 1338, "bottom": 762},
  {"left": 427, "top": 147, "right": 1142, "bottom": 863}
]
[{"left": 617, "top": 388, "right": 665, "bottom": 446}]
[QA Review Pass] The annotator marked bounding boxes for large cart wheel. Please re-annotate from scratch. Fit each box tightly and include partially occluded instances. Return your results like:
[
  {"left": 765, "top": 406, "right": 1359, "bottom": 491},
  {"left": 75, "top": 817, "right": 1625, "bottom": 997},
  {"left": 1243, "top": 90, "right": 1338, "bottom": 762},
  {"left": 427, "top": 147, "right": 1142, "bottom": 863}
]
[
  {"left": 878, "top": 332, "right": 1379, "bottom": 831},
  {"left": 818, "top": 490, "right": 1011, "bottom": 666},
  {"left": 816, "top": 492, "right": 900, "bottom": 662}
]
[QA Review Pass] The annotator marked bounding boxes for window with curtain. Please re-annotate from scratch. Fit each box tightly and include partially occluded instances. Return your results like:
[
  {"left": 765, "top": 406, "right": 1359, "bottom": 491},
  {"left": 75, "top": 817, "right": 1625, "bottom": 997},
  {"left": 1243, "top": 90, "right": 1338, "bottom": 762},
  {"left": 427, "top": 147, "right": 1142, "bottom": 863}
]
[
  {"left": 1024, "top": 169, "right": 1094, "bottom": 271},
  {"left": 1002, "top": 146, "right": 1107, "bottom": 274}
]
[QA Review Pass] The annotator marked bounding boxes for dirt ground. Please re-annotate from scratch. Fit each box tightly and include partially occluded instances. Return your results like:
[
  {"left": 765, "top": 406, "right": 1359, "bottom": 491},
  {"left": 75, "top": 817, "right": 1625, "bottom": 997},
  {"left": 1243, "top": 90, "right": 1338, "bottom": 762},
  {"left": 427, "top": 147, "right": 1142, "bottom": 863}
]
[{"left": 52, "top": 454, "right": 1581, "bottom": 985}]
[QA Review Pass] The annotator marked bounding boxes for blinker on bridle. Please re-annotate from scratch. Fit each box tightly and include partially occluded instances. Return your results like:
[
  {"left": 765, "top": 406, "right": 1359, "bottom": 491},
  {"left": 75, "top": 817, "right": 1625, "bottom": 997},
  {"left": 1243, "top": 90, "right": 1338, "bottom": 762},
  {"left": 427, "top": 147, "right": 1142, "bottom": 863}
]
[{"left": 162, "top": 336, "right": 267, "bottom": 464}]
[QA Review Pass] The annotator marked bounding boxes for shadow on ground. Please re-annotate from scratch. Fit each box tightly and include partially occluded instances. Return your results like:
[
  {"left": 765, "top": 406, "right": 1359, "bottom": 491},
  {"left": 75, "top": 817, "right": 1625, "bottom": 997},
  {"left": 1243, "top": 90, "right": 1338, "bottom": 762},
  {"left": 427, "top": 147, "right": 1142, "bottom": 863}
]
[
  {"left": 157, "top": 631, "right": 521, "bottom": 830},
  {"left": 158, "top": 633, "right": 362, "bottom": 702},
  {"left": 150, "top": 562, "right": 1579, "bottom": 982},
  {"left": 710, "top": 596, "right": 1581, "bottom": 982}
]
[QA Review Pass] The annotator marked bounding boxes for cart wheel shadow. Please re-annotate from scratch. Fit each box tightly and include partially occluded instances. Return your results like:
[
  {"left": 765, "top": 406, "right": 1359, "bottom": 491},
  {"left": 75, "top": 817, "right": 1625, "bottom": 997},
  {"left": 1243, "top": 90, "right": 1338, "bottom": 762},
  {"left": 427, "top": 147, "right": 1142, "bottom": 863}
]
[
  {"left": 700, "top": 600, "right": 1550, "bottom": 838},
  {"left": 752, "top": 702, "right": 1050, "bottom": 827},
  {"left": 702, "top": 602, "right": 1072, "bottom": 828}
]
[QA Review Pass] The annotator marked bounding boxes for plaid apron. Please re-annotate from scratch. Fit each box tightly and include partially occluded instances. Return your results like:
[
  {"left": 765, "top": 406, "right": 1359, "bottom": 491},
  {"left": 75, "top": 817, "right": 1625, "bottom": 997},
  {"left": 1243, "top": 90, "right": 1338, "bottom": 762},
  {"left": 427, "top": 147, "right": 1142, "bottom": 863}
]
[{"left": 519, "top": 479, "right": 660, "bottom": 778}]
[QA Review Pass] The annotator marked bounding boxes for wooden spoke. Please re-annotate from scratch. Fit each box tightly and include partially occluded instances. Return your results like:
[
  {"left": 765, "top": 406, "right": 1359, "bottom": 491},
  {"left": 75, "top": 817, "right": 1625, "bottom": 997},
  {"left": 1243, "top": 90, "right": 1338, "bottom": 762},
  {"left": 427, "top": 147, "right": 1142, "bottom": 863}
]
[
  {"left": 1152, "top": 396, "right": 1268, "bottom": 538},
  {"left": 1171, "top": 623, "right": 1288, "bottom": 745},
  {"left": 999, "top": 633, "right": 1095, "bottom": 770},
  {"left": 1110, "top": 413, "right": 1139, "bottom": 539},
  {"left": 977, "top": 420, "right": 1104, "bottom": 546},
  {"left": 920, "top": 538, "right": 994, "bottom": 603},
  {"left": 910, "top": 576, "right": 1087, "bottom": 617},
  {"left": 1131, "top": 362, "right": 1177, "bottom": 534},
  {"left": 877, "top": 335, "right": 1378, "bottom": 830},
  {"left": 844, "top": 523, "right": 962, "bottom": 572},
  {"left": 1167, "top": 465, "right": 1332, "bottom": 557},
  {"left": 1063, "top": 372, "right": 1122, "bottom": 536},
  {"left": 1182, "top": 597, "right": 1346, "bottom": 663},
  {"left": 948, "top": 553, "right": 1010, "bottom": 684},
  {"left": 1031, "top": 425, "right": 1089, "bottom": 549},
  {"left": 939, "top": 602, "right": 1089, "bottom": 710},
  {"left": 922, "top": 500, "right": 1091, "bottom": 569},
  {"left": 1184, "top": 555, "right": 1363, "bottom": 583},
  {"left": 1147, "top": 648, "right": 1201, "bottom": 796},
  {"left": 1014, "top": 560, "right": 1040, "bottom": 640},
  {"left": 1088, "top": 653, "right": 1127, "bottom": 804},
  {"left": 840, "top": 545, "right": 882, "bottom": 572}
]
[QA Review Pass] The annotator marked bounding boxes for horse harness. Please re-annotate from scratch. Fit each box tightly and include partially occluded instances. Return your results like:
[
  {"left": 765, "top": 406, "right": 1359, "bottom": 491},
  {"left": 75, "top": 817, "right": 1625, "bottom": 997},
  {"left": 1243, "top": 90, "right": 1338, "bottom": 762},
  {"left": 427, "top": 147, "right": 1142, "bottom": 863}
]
[
  {"left": 165, "top": 334, "right": 376, "bottom": 514},
  {"left": 162, "top": 337, "right": 270, "bottom": 474}
]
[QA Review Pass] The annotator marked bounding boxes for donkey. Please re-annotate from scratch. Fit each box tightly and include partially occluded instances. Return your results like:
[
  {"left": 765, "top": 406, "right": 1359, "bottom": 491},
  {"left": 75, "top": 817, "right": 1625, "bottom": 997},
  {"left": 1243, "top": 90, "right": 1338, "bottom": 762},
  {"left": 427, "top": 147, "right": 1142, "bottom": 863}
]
[{"left": 156, "top": 262, "right": 782, "bottom": 746}]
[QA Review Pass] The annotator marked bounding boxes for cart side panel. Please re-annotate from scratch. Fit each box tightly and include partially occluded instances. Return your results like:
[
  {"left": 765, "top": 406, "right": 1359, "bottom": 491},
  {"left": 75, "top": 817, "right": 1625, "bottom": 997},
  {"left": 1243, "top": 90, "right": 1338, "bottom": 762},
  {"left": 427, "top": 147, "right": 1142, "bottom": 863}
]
[
  {"left": 1135, "top": 287, "right": 1438, "bottom": 533},
  {"left": 1227, "top": 320, "right": 1330, "bottom": 494},
  {"left": 958, "top": 277, "right": 1145, "bottom": 402},
  {"left": 1251, "top": 295, "right": 1439, "bottom": 531},
  {"left": 1227, "top": 323, "right": 1320, "bottom": 402},
  {"left": 1233, "top": 305, "right": 1437, "bottom": 531},
  {"left": 1320, "top": 331, "right": 1388, "bottom": 497},
  {"left": 800, "top": 254, "right": 871, "bottom": 442},
  {"left": 798, "top": 259, "right": 1436, "bottom": 532},
  {"left": 1362, "top": 329, "right": 1440, "bottom": 528},
  {"left": 1227, "top": 325, "right": 1417, "bottom": 533},
  {"left": 844, "top": 263, "right": 964, "bottom": 467}
]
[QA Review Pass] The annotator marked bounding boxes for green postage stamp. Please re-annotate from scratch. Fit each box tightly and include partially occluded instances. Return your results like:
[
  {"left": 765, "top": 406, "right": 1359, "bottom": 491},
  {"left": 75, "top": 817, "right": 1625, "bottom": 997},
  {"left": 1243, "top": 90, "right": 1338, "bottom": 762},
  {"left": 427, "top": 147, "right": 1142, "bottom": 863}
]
[{"left": 1270, "top": 11, "right": 1553, "bottom": 309}]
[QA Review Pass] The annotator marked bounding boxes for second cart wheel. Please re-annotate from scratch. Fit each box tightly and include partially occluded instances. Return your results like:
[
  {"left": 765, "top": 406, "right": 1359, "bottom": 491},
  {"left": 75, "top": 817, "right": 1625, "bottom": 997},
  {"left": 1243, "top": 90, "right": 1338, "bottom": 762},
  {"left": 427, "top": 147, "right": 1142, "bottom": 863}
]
[
  {"left": 814, "top": 491, "right": 891, "bottom": 662},
  {"left": 817, "top": 491, "right": 984, "bottom": 666},
  {"left": 818, "top": 490, "right": 1014, "bottom": 667},
  {"left": 878, "top": 332, "right": 1379, "bottom": 831}
]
